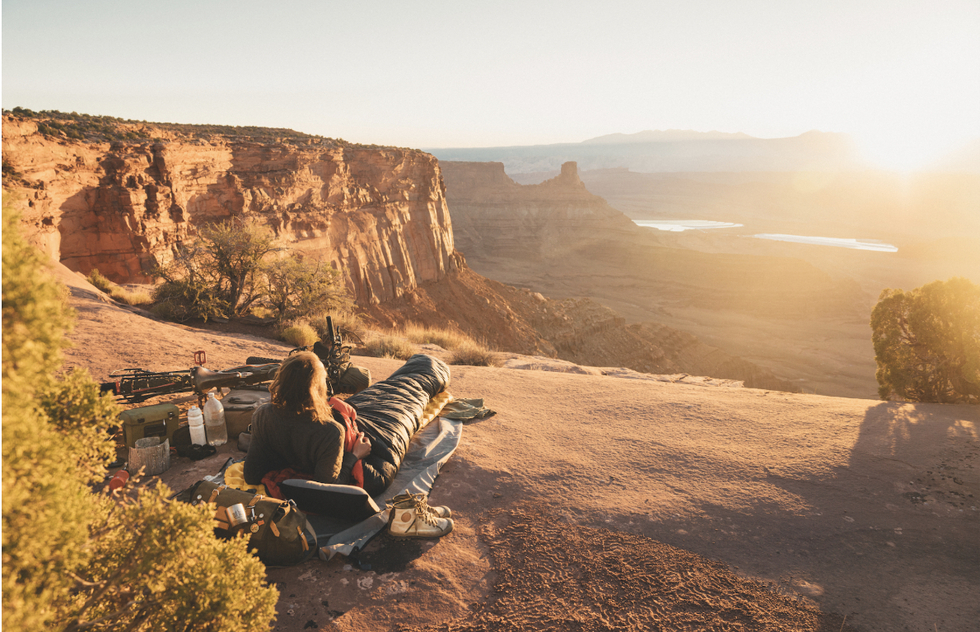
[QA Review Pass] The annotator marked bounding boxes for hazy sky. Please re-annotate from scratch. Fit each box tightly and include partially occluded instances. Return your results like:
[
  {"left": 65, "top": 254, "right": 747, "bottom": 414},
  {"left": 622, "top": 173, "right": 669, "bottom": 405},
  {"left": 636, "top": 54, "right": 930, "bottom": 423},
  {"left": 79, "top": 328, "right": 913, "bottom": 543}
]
[{"left": 3, "top": 0, "right": 979, "bottom": 168}]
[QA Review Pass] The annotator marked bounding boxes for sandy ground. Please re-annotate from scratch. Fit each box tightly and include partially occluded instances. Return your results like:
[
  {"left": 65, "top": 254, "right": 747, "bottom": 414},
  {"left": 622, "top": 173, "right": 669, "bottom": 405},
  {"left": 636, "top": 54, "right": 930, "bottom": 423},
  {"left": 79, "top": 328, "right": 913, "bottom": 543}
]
[{"left": 57, "top": 267, "right": 979, "bottom": 632}]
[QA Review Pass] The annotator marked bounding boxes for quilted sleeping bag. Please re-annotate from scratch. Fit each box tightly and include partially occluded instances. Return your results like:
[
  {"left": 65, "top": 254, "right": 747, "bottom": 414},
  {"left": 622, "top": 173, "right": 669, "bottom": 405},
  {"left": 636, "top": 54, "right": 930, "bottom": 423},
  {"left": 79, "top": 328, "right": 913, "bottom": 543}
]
[{"left": 345, "top": 354, "right": 450, "bottom": 495}]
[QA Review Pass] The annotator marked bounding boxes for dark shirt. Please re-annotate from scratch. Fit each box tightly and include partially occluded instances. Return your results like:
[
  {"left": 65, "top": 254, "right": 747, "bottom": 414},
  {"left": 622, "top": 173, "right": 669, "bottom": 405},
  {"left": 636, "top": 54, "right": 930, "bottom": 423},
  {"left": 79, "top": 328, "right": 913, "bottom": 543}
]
[{"left": 243, "top": 403, "right": 358, "bottom": 486}]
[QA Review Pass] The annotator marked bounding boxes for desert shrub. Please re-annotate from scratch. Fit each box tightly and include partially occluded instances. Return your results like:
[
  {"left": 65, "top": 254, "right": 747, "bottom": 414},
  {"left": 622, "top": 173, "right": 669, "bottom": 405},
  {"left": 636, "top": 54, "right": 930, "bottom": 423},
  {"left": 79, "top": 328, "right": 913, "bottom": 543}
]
[
  {"left": 152, "top": 244, "right": 227, "bottom": 321},
  {"left": 202, "top": 219, "right": 275, "bottom": 315},
  {"left": 153, "top": 220, "right": 346, "bottom": 324},
  {"left": 263, "top": 255, "right": 346, "bottom": 325},
  {"left": 279, "top": 320, "right": 320, "bottom": 347},
  {"left": 36, "top": 368, "right": 120, "bottom": 483},
  {"left": 153, "top": 218, "right": 274, "bottom": 320},
  {"left": 448, "top": 340, "right": 502, "bottom": 367},
  {"left": 148, "top": 301, "right": 177, "bottom": 320},
  {"left": 400, "top": 323, "right": 473, "bottom": 350},
  {"left": 871, "top": 277, "right": 980, "bottom": 404},
  {"left": 86, "top": 267, "right": 114, "bottom": 293},
  {"left": 2, "top": 208, "right": 278, "bottom": 630},
  {"left": 365, "top": 334, "right": 417, "bottom": 360},
  {"left": 67, "top": 485, "right": 275, "bottom": 631}
]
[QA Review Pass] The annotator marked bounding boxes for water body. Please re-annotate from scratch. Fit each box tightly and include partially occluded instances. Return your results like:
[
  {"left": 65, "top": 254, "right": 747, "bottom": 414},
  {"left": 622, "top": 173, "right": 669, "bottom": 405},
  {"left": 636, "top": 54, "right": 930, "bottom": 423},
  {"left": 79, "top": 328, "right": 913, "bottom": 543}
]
[
  {"left": 632, "top": 219, "right": 898, "bottom": 252},
  {"left": 633, "top": 219, "right": 743, "bottom": 232},
  {"left": 753, "top": 234, "right": 898, "bottom": 252}
]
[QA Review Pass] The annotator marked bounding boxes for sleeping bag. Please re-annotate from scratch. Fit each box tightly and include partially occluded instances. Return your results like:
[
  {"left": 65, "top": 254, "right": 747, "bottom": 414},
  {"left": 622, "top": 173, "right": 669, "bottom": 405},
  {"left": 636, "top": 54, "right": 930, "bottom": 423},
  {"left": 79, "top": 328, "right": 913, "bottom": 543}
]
[{"left": 345, "top": 354, "right": 450, "bottom": 495}]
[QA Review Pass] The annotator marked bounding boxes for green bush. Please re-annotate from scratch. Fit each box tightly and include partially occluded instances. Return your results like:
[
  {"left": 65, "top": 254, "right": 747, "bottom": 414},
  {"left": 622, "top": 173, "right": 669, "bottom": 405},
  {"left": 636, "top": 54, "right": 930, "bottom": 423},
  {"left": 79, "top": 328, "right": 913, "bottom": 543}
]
[
  {"left": 263, "top": 256, "right": 346, "bottom": 325},
  {"left": 201, "top": 219, "right": 275, "bottom": 316},
  {"left": 2, "top": 208, "right": 278, "bottom": 630},
  {"left": 37, "top": 368, "right": 120, "bottom": 483},
  {"left": 871, "top": 277, "right": 980, "bottom": 404},
  {"left": 153, "top": 220, "right": 345, "bottom": 324},
  {"left": 148, "top": 301, "right": 178, "bottom": 320},
  {"left": 152, "top": 244, "right": 230, "bottom": 322},
  {"left": 153, "top": 219, "right": 274, "bottom": 321}
]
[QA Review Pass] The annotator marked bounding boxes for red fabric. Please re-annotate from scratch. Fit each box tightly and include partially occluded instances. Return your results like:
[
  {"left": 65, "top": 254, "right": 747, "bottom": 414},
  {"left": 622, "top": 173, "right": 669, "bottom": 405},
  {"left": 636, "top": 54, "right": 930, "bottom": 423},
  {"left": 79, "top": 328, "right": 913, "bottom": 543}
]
[
  {"left": 330, "top": 396, "right": 364, "bottom": 488},
  {"left": 261, "top": 467, "right": 313, "bottom": 500}
]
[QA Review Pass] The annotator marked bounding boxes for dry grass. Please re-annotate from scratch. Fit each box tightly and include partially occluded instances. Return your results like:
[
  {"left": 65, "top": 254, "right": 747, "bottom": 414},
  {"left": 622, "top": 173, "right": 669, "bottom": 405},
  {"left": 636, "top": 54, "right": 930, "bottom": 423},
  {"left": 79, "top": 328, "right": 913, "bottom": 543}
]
[
  {"left": 86, "top": 268, "right": 152, "bottom": 305},
  {"left": 109, "top": 286, "right": 153, "bottom": 306},
  {"left": 448, "top": 340, "right": 502, "bottom": 367},
  {"left": 86, "top": 268, "right": 114, "bottom": 293},
  {"left": 399, "top": 323, "right": 474, "bottom": 350},
  {"left": 364, "top": 334, "right": 417, "bottom": 360},
  {"left": 279, "top": 321, "right": 319, "bottom": 347},
  {"left": 309, "top": 311, "right": 368, "bottom": 343}
]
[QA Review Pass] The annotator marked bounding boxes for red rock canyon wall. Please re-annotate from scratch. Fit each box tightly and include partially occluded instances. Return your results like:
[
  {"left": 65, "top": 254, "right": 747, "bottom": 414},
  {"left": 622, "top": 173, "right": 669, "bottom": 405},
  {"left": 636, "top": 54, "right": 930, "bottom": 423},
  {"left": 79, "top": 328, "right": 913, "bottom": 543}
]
[{"left": 2, "top": 116, "right": 458, "bottom": 305}]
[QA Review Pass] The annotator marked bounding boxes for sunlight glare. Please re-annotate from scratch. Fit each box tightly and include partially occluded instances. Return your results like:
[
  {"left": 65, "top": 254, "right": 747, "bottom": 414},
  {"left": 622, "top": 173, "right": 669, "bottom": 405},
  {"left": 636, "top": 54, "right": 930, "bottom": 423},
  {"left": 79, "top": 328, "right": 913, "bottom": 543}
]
[{"left": 855, "top": 130, "right": 966, "bottom": 173}]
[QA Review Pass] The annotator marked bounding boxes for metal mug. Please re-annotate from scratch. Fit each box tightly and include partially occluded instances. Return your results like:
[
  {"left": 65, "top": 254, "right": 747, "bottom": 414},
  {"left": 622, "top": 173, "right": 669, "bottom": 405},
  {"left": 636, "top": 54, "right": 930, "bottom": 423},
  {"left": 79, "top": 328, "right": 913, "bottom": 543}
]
[{"left": 226, "top": 503, "right": 249, "bottom": 528}]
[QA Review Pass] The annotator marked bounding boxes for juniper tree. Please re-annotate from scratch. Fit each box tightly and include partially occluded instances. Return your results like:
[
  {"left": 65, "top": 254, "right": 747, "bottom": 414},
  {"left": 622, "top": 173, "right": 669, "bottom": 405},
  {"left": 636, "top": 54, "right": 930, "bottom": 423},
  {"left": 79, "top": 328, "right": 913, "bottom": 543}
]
[
  {"left": 871, "top": 277, "right": 980, "bottom": 404},
  {"left": 154, "top": 218, "right": 275, "bottom": 320}
]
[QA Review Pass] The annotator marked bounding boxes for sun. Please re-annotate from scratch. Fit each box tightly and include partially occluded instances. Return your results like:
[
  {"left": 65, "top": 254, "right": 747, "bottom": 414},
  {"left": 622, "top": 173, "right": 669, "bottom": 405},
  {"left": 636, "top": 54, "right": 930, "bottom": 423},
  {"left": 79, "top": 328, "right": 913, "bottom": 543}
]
[{"left": 854, "top": 129, "right": 970, "bottom": 173}]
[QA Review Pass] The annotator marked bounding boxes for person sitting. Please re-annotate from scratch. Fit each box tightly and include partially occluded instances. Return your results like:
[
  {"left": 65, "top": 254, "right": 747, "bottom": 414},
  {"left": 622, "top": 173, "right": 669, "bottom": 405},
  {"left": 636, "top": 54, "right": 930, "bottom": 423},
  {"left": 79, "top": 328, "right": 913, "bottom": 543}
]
[{"left": 243, "top": 351, "right": 371, "bottom": 487}]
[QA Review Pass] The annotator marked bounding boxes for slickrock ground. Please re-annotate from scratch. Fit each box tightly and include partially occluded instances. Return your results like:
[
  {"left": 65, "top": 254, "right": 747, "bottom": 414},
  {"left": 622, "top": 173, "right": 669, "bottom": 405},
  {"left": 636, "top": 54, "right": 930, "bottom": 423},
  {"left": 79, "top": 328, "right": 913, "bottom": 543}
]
[{"left": 59, "top": 267, "right": 979, "bottom": 632}]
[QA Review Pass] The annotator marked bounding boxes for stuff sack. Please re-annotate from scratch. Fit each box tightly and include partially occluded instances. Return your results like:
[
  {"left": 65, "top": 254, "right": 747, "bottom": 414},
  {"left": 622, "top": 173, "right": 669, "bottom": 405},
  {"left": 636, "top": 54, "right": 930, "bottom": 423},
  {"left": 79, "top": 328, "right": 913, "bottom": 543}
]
[{"left": 188, "top": 480, "right": 316, "bottom": 567}]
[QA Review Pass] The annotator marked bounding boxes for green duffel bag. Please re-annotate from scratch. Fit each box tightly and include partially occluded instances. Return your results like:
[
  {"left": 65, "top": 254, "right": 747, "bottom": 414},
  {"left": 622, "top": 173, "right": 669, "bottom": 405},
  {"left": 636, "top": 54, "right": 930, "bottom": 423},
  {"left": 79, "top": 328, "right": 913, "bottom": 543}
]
[{"left": 188, "top": 481, "right": 317, "bottom": 567}]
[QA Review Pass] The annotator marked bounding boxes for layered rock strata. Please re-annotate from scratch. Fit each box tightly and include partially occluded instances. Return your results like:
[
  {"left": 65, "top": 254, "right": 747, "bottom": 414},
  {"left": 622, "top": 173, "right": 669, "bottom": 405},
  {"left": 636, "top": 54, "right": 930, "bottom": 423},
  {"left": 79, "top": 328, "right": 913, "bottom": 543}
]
[
  {"left": 442, "top": 160, "right": 639, "bottom": 261},
  {"left": 2, "top": 115, "right": 456, "bottom": 305}
]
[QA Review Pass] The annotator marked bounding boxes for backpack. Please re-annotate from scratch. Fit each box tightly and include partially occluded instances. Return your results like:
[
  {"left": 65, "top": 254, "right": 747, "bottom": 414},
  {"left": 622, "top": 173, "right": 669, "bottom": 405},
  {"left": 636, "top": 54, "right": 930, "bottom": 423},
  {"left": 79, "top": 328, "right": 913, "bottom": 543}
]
[{"left": 188, "top": 480, "right": 317, "bottom": 567}]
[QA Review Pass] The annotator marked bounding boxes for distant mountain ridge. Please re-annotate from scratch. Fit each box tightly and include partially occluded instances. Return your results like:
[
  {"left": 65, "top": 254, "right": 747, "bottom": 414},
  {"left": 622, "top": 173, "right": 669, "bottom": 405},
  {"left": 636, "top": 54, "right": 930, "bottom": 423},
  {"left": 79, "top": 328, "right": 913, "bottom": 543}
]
[
  {"left": 582, "top": 129, "right": 756, "bottom": 144},
  {"left": 427, "top": 130, "right": 865, "bottom": 174},
  {"left": 430, "top": 130, "right": 980, "bottom": 174}
]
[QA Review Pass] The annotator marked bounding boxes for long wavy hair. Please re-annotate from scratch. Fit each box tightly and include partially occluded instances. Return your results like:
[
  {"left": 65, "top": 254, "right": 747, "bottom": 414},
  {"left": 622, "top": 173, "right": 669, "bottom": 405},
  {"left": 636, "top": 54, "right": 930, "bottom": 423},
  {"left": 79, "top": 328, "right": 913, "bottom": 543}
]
[{"left": 269, "top": 351, "right": 331, "bottom": 422}]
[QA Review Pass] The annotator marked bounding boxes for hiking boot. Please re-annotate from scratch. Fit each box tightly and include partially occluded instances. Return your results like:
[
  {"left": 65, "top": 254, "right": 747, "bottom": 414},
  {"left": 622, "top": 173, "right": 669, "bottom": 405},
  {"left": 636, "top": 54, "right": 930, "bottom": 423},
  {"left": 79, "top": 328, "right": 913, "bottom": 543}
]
[
  {"left": 390, "top": 491, "right": 452, "bottom": 519},
  {"left": 388, "top": 492, "right": 454, "bottom": 538}
]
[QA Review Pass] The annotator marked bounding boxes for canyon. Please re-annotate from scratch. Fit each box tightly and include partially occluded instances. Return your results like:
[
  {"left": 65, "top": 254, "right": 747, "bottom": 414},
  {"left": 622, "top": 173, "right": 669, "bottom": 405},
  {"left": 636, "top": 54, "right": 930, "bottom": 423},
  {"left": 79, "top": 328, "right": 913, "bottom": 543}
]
[
  {"left": 440, "top": 159, "right": 875, "bottom": 396},
  {"left": 3, "top": 113, "right": 859, "bottom": 393}
]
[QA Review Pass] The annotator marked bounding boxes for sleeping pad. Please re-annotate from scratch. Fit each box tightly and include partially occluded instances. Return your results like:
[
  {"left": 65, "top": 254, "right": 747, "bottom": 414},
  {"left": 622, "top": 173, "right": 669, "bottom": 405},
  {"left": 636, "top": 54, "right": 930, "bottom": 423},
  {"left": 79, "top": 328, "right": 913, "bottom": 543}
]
[{"left": 345, "top": 354, "right": 450, "bottom": 495}]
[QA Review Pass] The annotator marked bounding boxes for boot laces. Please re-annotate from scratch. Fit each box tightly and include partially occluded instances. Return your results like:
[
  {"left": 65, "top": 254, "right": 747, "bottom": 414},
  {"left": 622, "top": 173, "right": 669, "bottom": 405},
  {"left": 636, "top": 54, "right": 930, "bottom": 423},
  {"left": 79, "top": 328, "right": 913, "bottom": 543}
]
[
  {"left": 392, "top": 492, "right": 440, "bottom": 527},
  {"left": 412, "top": 494, "right": 439, "bottom": 527}
]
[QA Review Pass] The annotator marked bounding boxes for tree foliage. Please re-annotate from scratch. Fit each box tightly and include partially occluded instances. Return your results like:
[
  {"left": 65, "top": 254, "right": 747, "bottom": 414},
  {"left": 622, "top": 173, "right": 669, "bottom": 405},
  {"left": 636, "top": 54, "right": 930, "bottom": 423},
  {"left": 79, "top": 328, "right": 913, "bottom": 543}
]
[
  {"left": 154, "top": 218, "right": 275, "bottom": 320},
  {"left": 2, "top": 208, "right": 278, "bottom": 630},
  {"left": 871, "top": 277, "right": 980, "bottom": 404},
  {"left": 154, "top": 218, "right": 348, "bottom": 325},
  {"left": 264, "top": 255, "right": 345, "bottom": 325},
  {"left": 202, "top": 220, "right": 276, "bottom": 315}
]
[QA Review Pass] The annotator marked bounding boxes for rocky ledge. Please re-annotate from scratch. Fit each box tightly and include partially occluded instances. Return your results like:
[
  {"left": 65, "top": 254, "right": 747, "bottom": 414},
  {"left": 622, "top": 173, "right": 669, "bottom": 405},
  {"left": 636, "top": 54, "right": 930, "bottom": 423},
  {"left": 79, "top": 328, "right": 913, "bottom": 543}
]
[{"left": 2, "top": 115, "right": 457, "bottom": 305}]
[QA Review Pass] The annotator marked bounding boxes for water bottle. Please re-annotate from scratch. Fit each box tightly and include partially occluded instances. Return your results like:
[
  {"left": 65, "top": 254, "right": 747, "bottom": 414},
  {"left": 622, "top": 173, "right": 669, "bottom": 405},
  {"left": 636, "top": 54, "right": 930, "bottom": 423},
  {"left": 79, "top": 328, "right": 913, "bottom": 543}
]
[
  {"left": 188, "top": 405, "right": 207, "bottom": 446},
  {"left": 203, "top": 391, "right": 227, "bottom": 447}
]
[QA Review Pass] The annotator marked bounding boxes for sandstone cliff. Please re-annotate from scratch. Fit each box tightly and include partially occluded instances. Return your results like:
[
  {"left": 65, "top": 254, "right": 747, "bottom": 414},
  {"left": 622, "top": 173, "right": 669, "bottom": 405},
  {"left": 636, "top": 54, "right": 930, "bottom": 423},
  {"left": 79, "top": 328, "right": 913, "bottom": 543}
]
[
  {"left": 2, "top": 115, "right": 457, "bottom": 306},
  {"left": 442, "top": 160, "right": 639, "bottom": 261},
  {"left": 3, "top": 113, "right": 800, "bottom": 392}
]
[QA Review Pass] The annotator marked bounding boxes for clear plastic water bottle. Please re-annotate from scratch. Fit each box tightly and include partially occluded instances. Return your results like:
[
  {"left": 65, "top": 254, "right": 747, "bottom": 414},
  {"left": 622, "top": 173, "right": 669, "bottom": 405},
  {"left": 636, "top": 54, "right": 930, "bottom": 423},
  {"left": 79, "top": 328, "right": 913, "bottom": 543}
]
[
  {"left": 188, "top": 405, "right": 207, "bottom": 446},
  {"left": 203, "top": 391, "right": 227, "bottom": 446}
]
